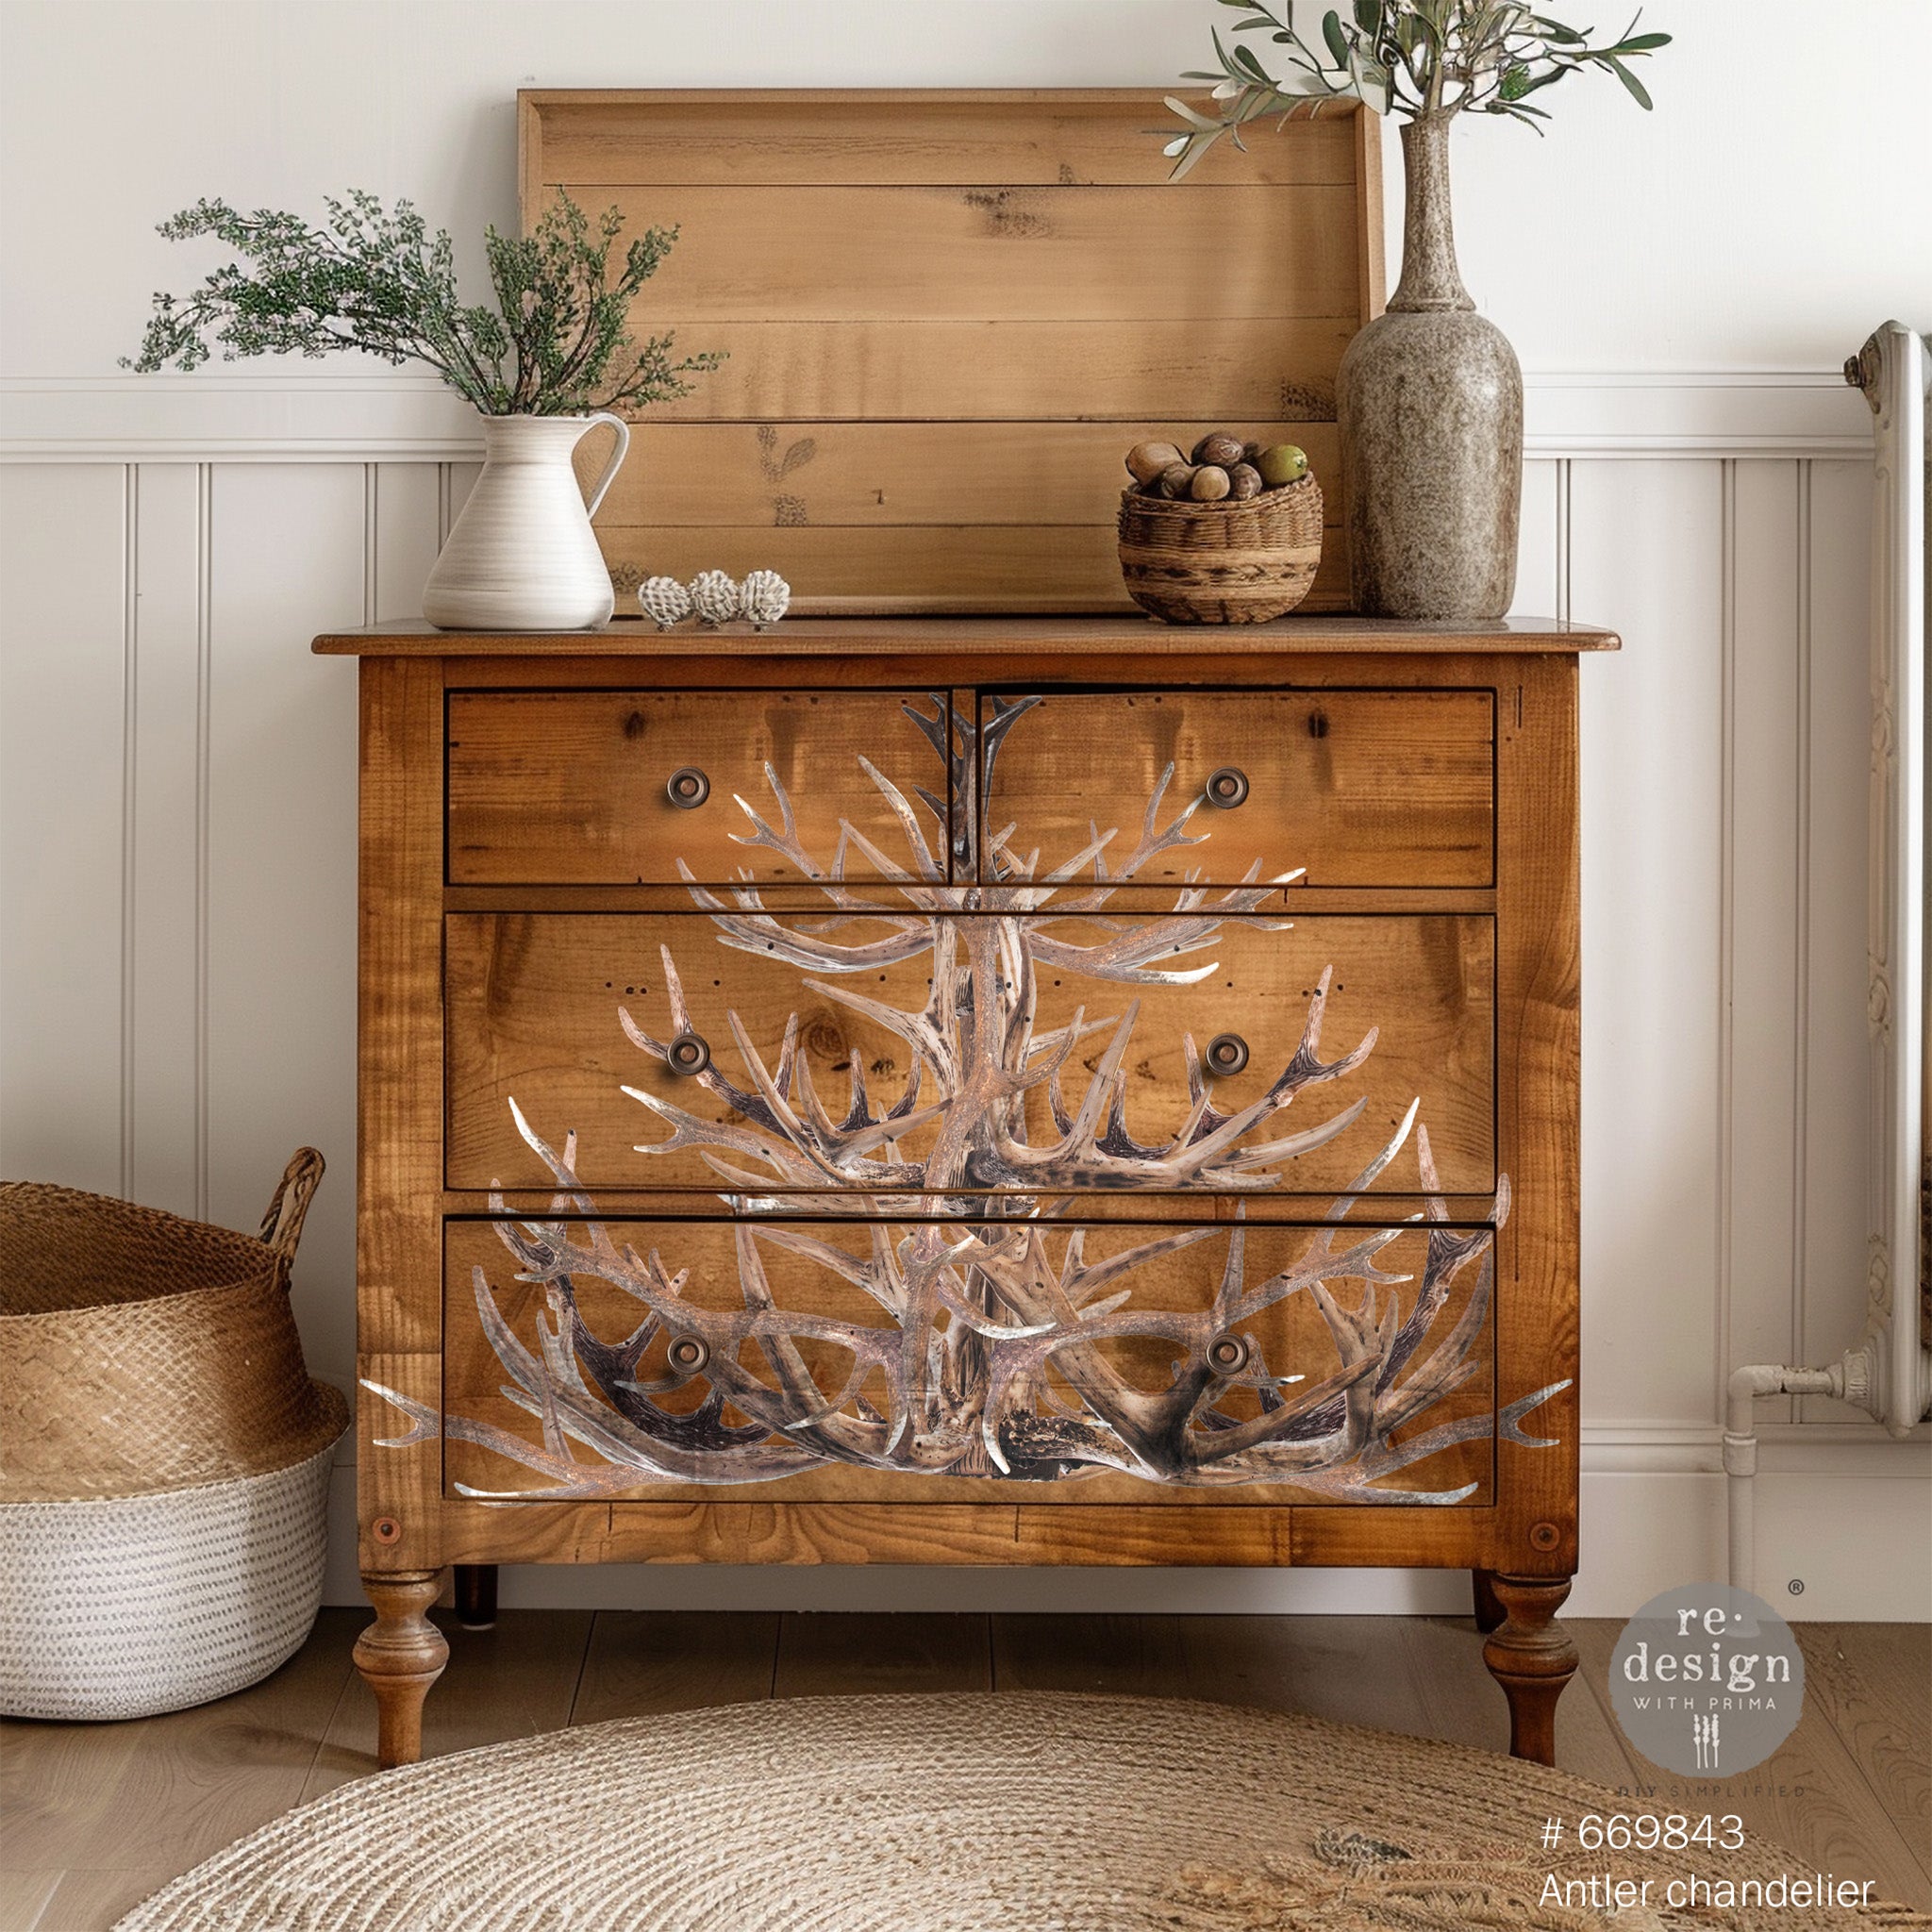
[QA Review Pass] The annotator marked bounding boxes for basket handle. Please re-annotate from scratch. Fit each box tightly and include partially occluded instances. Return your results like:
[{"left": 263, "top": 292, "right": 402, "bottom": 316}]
[{"left": 258, "top": 1147, "right": 326, "bottom": 1275}]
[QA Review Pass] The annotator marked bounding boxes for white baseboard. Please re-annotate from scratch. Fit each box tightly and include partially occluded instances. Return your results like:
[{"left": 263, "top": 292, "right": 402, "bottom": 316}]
[{"left": 0, "top": 371, "right": 1875, "bottom": 461}]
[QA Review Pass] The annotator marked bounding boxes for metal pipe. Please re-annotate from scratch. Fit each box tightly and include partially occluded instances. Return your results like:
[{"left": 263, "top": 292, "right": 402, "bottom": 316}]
[{"left": 1724, "top": 1357, "right": 1856, "bottom": 1594}]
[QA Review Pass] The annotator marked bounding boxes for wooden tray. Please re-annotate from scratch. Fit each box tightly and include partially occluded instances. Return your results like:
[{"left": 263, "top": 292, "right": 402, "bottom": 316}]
[{"left": 520, "top": 89, "right": 1384, "bottom": 616}]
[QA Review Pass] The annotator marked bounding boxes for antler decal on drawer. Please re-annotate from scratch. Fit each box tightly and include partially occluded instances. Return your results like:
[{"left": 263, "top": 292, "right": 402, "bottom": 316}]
[{"left": 367, "top": 700, "right": 1565, "bottom": 1498}]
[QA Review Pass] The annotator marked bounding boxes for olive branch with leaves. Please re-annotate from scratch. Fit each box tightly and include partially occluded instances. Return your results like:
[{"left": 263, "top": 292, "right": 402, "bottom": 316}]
[
  {"left": 125, "top": 187, "right": 722, "bottom": 416},
  {"left": 1165, "top": 0, "right": 1669, "bottom": 177}
]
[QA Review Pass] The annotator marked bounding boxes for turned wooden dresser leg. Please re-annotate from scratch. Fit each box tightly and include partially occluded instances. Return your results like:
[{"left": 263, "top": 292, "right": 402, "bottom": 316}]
[
  {"left": 1471, "top": 1567, "right": 1505, "bottom": 1634},
  {"left": 1481, "top": 1574, "right": 1578, "bottom": 1767},
  {"left": 354, "top": 1570, "right": 450, "bottom": 1769},
  {"left": 453, "top": 1562, "right": 498, "bottom": 1630}
]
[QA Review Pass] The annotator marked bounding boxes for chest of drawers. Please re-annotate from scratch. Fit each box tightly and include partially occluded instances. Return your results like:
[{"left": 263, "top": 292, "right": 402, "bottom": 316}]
[{"left": 314, "top": 614, "right": 1616, "bottom": 1767}]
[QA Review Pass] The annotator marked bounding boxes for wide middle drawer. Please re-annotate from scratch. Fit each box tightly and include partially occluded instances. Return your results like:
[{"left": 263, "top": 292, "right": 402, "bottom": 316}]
[{"left": 444, "top": 911, "right": 1495, "bottom": 1195}]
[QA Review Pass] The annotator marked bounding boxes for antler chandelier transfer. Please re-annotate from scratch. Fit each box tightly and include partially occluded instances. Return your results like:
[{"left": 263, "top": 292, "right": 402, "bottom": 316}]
[{"left": 366, "top": 699, "right": 1567, "bottom": 1499}]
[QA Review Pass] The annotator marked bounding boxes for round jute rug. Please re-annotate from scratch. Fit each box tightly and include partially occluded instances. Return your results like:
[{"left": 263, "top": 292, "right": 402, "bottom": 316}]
[{"left": 115, "top": 1692, "right": 1928, "bottom": 1932}]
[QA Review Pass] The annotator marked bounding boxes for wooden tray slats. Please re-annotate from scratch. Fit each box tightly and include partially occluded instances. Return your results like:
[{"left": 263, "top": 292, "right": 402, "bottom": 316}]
[
  {"left": 524, "top": 90, "right": 1363, "bottom": 189},
  {"left": 626, "top": 318, "right": 1357, "bottom": 422},
  {"left": 522, "top": 91, "right": 1383, "bottom": 614}
]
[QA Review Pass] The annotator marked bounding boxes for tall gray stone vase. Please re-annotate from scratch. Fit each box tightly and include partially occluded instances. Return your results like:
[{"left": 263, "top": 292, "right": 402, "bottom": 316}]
[{"left": 1338, "top": 112, "right": 1523, "bottom": 619}]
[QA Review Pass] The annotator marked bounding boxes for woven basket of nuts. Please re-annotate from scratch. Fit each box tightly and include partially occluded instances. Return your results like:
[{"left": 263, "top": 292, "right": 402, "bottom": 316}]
[{"left": 1116, "top": 433, "right": 1323, "bottom": 624}]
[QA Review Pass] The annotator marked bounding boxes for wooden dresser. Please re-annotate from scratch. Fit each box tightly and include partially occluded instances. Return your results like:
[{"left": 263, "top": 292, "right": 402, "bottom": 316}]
[{"left": 314, "top": 613, "right": 1615, "bottom": 1767}]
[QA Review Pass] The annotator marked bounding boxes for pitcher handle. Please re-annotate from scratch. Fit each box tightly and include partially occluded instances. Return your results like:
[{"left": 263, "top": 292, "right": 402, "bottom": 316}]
[{"left": 577, "top": 411, "right": 631, "bottom": 517}]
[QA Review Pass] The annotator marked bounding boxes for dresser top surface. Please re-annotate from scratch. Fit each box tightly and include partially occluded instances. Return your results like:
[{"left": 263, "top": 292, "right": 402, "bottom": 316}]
[{"left": 312, "top": 614, "right": 1620, "bottom": 658}]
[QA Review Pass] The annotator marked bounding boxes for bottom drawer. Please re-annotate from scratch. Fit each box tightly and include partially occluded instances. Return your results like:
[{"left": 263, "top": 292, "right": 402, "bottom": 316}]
[{"left": 432, "top": 1212, "right": 1517, "bottom": 1509}]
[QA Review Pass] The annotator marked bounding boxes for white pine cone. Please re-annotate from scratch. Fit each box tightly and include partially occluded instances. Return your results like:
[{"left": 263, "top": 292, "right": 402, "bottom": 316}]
[
  {"left": 739, "top": 570, "right": 791, "bottom": 630},
  {"left": 638, "top": 576, "right": 692, "bottom": 630},
  {"left": 689, "top": 569, "right": 741, "bottom": 626}
]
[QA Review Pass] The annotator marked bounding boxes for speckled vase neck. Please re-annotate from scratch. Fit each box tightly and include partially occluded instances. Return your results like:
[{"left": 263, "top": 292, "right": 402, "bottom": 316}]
[
  {"left": 1389, "top": 114, "right": 1474, "bottom": 313},
  {"left": 1335, "top": 111, "right": 1523, "bottom": 620}
]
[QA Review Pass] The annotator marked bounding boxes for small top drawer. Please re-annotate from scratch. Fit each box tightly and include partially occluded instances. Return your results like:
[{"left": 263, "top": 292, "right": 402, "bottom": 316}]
[
  {"left": 981, "top": 690, "right": 1494, "bottom": 887},
  {"left": 446, "top": 689, "right": 949, "bottom": 886}
]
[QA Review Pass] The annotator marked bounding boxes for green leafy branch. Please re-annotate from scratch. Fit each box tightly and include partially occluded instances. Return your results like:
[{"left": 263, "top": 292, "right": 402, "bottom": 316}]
[
  {"left": 124, "top": 188, "right": 723, "bottom": 415},
  {"left": 1165, "top": 1, "right": 1669, "bottom": 178}
]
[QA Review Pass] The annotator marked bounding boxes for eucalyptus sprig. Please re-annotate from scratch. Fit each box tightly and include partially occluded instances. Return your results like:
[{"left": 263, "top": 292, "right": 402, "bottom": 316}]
[
  {"left": 125, "top": 188, "right": 722, "bottom": 415},
  {"left": 1166, "top": 1, "right": 1669, "bottom": 177}
]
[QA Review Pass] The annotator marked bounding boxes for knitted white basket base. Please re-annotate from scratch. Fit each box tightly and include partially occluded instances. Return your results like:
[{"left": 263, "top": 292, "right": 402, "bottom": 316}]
[
  {"left": 113, "top": 1692, "right": 1927, "bottom": 1932},
  {"left": 0, "top": 1435, "right": 341, "bottom": 1721}
]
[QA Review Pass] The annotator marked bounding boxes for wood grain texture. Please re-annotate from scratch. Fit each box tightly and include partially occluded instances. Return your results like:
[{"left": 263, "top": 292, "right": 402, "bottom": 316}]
[
  {"left": 592, "top": 422, "right": 1344, "bottom": 529},
  {"left": 446, "top": 688, "right": 945, "bottom": 886},
  {"left": 1490, "top": 658, "right": 1582, "bottom": 1572},
  {"left": 990, "top": 1612, "right": 1188, "bottom": 1697},
  {"left": 443, "top": 912, "right": 1495, "bottom": 1193},
  {"left": 585, "top": 183, "right": 1359, "bottom": 322},
  {"left": 355, "top": 658, "right": 446, "bottom": 1576},
  {"left": 0, "top": 1608, "right": 358, "bottom": 1877},
  {"left": 315, "top": 616, "right": 1620, "bottom": 657},
  {"left": 570, "top": 1610, "right": 778, "bottom": 1722},
  {"left": 1402, "top": 1613, "right": 1638, "bottom": 1790},
  {"left": 1177, "top": 1612, "right": 1432, "bottom": 1736},
  {"left": 340, "top": 637, "right": 1589, "bottom": 1763},
  {"left": 21, "top": 1870, "right": 185, "bottom": 1932},
  {"left": 0, "top": 1870, "right": 61, "bottom": 1932},
  {"left": 594, "top": 523, "right": 1351, "bottom": 615},
  {"left": 1570, "top": 1619, "right": 1932, "bottom": 1911},
  {"left": 441, "top": 1214, "right": 1494, "bottom": 1507},
  {"left": 525, "top": 89, "right": 1362, "bottom": 188},
  {"left": 1481, "top": 1574, "right": 1579, "bottom": 1765},
  {"left": 773, "top": 1612, "right": 992, "bottom": 1696},
  {"left": 318, "top": 1609, "right": 590, "bottom": 1798},
  {"left": 18, "top": 1616, "right": 1926, "bottom": 1926},
  {"left": 636, "top": 317, "right": 1358, "bottom": 425},
  {"left": 351, "top": 1572, "right": 450, "bottom": 1771},
  {"left": 1794, "top": 1623, "right": 1932, "bottom": 1865},
  {"left": 523, "top": 91, "right": 1380, "bottom": 611},
  {"left": 983, "top": 688, "right": 1494, "bottom": 887}
]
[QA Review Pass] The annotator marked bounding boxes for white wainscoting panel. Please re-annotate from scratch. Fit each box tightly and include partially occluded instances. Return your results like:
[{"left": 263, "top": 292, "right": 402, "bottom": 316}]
[
  {"left": 3, "top": 388, "right": 1926, "bottom": 1621},
  {"left": 1572, "top": 459, "right": 1727, "bottom": 1425},
  {"left": 0, "top": 463, "right": 130, "bottom": 1198},
  {"left": 204, "top": 465, "right": 366, "bottom": 1382}
]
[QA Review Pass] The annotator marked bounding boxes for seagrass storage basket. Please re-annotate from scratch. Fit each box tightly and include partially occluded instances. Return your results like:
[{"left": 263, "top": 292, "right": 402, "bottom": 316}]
[
  {"left": 1117, "top": 473, "right": 1324, "bottom": 624},
  {"left": 0, "top": 1151, "right": 348, "bottom": 1720}
]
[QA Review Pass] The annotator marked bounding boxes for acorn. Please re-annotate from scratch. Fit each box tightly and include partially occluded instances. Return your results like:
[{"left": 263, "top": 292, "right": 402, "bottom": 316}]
[
  {"left": 1126, "top": 440, "right": 1187, "bottom": 484},
  {"left": 1191, "top": 432, "right": 1246, "bottom": 469},
  {"left": 1158, "top": 462, "right": 1198, "bottom": 498},
  {"left": 1226, "top": 461, "right": 1264, "bottom": 500},
  {"left": 1190, "top": 464, "right": 1232, "bottom": 502},
  {"left": 1255, "top": 442, "right": 1310, "bottom": 487}
]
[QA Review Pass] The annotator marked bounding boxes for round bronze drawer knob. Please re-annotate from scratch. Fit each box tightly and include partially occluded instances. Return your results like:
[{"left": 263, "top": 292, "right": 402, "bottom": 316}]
[
  {"left": 1206, "top": 1332, "right": 1251, "bottom": 1375},
  {"left": 666, "top": 1031, "right": 711, "bottom": 1077},
  {"left": 1205, "top": 766, "right": 1249, "bottom": 809},
  {"left": 666, "top": 766, "right": 710, "bottom": 809},
  {"left": 666, "top": 1335, "right": 710, "bottom": 1375},
  {"left": 1205, "top": 1032, "right": 1249, "bottom": 1076}
]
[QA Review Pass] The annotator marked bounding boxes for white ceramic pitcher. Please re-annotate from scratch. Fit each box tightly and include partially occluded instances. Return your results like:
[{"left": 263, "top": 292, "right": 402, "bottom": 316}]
[{"left": 423, "top": 411, "right": 630, "bottom": 631}]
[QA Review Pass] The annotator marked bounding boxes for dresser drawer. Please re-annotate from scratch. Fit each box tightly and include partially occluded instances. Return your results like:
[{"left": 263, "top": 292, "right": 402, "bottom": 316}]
[
  {"left": 980, "top": 690, "right": 1494, "bottom": 887},
  {"left": 444, "top": 910, "right": 1493, "bottom": 1196},
  {"left": 446, "top": 689, "right": 952, "bottom": 885},
  {"left": 441, "top": 1211, "right": 1496, "bottom": 1505}
]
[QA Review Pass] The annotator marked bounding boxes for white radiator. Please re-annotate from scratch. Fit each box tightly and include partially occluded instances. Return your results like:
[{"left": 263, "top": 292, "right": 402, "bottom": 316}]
[
  {"left": 1725, "top": 321, "right": 1928, "bottom": 1588},
  {"left": 1848, "top": 319, "right": 1930, "bottom": 1439}
]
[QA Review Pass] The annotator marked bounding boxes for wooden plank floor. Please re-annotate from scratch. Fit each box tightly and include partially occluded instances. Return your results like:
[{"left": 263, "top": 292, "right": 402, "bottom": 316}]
[{"left": 3, "top": 1613, "right": 1925, "bottom": 1928}]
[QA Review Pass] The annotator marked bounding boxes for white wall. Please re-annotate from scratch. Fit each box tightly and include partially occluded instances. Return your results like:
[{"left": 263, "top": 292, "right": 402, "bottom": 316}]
[{"left": 2, "top": 0, "right": 1927, "bottom": 1620}]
